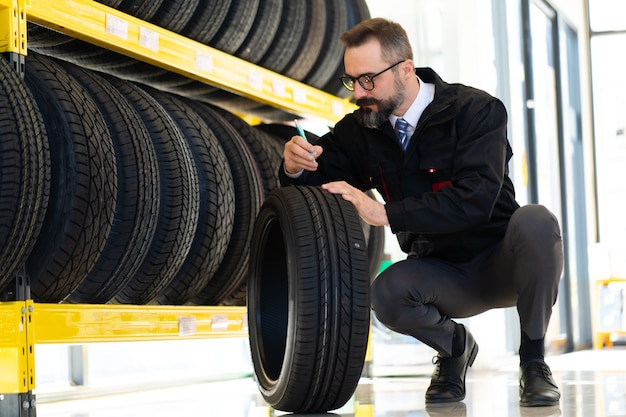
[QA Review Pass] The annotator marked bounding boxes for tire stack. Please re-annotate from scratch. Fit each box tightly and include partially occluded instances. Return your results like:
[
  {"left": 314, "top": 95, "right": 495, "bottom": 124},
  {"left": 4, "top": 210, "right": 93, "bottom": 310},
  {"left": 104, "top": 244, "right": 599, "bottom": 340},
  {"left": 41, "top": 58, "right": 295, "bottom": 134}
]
[
  {"left": 0, "top": 49, "right": 384, "bottom": 305},
  {"left": 0, "top": 52, "right": 261, "bottom": 305},
  {"left": 0, "top": 0, "right": 384, "bottom": 305},
  {"left": 26, "top": 0, "right": 371, "bottom": 121},
  {"left": 2, "top": 2, "right": 385, "bottom": 412}
]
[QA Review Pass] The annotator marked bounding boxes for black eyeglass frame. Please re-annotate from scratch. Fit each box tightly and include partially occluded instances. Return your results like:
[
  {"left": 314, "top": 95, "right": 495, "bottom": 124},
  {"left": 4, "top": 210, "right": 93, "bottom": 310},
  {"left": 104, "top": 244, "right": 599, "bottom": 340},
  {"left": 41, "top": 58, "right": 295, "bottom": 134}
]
[{"left": 340, "top": 60, "right": 405, "bottom": 92}]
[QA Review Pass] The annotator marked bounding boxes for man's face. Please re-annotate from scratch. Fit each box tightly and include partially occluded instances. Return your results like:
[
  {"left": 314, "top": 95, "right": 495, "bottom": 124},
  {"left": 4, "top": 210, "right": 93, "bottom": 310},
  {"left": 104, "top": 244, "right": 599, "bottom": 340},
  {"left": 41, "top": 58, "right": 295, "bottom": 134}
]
[
  {"left": 344, "top": 40, "right": 406, "bottom": 128},
  {"left": 354, "top": 76, "right": 405, "bottom": 128}
]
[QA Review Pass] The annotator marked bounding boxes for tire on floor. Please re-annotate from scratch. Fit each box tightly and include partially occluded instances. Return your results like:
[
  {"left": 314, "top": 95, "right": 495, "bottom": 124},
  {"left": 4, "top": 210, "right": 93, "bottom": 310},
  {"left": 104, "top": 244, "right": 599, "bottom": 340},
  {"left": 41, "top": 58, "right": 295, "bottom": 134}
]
[{"left": 247, "top": 185, "right": 370, "bottom": 413}]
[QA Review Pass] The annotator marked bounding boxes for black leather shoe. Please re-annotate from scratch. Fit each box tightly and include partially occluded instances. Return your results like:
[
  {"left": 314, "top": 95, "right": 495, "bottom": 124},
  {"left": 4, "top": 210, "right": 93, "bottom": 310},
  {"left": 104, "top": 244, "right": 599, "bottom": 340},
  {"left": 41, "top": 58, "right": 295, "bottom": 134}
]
[
  {"left": 425, "top": 326, "right": 478, "bottom": 403},
  {"left": 519, "top": 359, "right": 561, "bottom": 407}
]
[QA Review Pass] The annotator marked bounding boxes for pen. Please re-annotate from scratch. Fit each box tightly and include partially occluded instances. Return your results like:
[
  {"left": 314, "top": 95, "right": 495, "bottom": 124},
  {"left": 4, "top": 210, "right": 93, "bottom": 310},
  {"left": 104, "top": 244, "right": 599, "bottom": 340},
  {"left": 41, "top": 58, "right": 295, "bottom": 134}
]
[
  {"left": 294, "top": 119, "right": 315, "bottom": 160},
  {"left": 294, "top": 119, "right": 308, "bottom": 142}
]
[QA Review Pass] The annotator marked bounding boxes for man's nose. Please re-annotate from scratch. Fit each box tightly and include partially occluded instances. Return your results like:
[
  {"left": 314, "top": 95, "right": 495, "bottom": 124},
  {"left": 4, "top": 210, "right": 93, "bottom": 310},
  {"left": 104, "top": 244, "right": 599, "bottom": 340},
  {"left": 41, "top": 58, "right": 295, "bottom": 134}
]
[{"left": 352, "top": 83, "right": 369, "bottom": 100}]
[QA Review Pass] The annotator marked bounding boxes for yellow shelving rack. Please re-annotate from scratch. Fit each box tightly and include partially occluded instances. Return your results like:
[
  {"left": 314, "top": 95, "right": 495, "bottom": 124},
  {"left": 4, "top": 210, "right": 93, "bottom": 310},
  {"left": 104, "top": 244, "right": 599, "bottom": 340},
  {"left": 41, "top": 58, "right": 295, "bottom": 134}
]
[
  {"left": 20, "top": 0, "right": 355, "bottom": 121},
  {"left": 594, "top": 278, "right": 626, "bottom": 349},
  {"left": 0, "top": 0, "right": 358, "bottom": 415}
]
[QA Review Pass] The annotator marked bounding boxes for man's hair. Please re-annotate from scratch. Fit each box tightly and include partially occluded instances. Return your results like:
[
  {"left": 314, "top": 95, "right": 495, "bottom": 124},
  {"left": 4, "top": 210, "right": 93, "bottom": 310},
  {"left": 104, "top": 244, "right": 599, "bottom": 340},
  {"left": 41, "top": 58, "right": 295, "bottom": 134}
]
[{"left": 340, "top": 18, "right": 413, "bottom": 64}]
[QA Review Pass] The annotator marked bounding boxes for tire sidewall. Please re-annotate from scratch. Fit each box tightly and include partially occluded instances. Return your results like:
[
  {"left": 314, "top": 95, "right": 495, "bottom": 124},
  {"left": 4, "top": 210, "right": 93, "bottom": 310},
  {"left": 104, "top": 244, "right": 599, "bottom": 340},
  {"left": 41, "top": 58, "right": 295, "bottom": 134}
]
[{"left": 247, "top": 192, "right": 301, "bottom": 403}]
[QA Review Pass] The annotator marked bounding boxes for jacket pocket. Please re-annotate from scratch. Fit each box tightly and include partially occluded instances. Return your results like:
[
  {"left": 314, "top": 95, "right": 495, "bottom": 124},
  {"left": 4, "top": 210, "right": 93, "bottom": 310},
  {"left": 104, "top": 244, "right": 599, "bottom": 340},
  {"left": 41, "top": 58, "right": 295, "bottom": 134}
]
[{"left": 418, "top": 156, "right": 453, "bottom": 193}]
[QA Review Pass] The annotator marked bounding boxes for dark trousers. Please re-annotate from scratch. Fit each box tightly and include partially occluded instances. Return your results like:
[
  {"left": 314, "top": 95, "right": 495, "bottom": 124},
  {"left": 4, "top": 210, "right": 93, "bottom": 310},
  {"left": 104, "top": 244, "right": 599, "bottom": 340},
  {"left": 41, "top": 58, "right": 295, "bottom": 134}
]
[{"left": 371, "top": 204, "right": 563, "bottom": 357}]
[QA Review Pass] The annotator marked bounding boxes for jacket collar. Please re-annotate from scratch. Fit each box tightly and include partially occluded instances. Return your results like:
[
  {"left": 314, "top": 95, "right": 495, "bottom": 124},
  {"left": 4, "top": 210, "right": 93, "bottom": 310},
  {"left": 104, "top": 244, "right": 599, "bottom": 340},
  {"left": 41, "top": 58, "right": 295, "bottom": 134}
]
[
  {"left": 414, "top": 67, "right": 457, "bottom": 122},
  {"left": 370, "top": 67, "right": 456, "bottom": 137}
]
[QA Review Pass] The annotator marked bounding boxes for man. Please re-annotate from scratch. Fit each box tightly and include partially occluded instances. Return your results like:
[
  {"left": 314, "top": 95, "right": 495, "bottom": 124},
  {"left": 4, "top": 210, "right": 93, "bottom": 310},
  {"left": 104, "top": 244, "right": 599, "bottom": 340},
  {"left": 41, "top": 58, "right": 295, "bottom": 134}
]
[{"left": 280, "top": 17, "right": 563, "bottom": 407}]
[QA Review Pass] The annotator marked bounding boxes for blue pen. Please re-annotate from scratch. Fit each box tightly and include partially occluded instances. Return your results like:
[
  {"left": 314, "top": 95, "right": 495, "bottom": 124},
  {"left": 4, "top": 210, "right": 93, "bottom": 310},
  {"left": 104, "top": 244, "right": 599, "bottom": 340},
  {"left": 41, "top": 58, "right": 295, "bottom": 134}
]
[
  {"left": 294, "top": 119, "right": 308, "bottom": 142},
  {"left": 294, "top": 119, "right": 315, "bottom": 159}
]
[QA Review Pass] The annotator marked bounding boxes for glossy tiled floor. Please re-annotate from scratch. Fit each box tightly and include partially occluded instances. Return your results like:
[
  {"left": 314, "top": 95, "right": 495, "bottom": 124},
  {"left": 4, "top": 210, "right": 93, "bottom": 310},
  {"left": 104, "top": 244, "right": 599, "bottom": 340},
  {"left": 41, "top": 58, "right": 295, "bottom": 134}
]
[{"left": 34, "top": 349, "right": 626, "bottom": 417}]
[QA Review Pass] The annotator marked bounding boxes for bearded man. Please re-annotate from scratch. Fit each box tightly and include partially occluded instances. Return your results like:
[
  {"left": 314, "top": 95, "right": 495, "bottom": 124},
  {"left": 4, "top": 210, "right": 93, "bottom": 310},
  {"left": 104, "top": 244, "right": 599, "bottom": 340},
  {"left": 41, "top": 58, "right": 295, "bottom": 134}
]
[{"left": 279, "top": 17, "right": 563, "bottom": 408}]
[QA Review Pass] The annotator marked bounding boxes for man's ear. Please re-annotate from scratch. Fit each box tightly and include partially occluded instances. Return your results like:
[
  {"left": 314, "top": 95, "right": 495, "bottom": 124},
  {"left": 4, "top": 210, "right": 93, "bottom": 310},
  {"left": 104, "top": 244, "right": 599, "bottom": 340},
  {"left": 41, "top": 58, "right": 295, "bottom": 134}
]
[{"left": 401, "top": 59, "right": 414, "bottom": 77}]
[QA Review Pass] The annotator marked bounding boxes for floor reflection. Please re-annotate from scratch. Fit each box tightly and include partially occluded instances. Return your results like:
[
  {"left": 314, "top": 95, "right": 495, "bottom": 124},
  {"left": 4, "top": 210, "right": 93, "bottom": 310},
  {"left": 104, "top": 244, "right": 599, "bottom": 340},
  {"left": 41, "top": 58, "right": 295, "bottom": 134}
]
[{"left": 35, "top": 350, "right": 626, "bottom": 417}]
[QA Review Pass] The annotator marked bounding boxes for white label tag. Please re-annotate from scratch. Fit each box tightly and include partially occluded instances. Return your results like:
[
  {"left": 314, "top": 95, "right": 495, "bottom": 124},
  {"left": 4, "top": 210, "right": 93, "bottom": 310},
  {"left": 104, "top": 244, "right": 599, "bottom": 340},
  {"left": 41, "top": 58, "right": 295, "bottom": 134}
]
[
  {"left": 248, "top": 71, "right": 263, "bottom": 91},
  {"left": 139, "top": 27, "right": 159, "bottom": 52},
  {"left": 272, "top": 79, "right": 286, "bottom": 97},
  {"left": 211, "top": 315, "right": 228, "bottom": 331},
  {"left": 105, "top": 14, "right": 128, "bottom": 40},
  {"left": 196, "top": 52, "right": 213, "bottom": 73},
  {"left": 332, "top": 100, "right": 345, "bottom": 117},
  {"left": 178, "top": 316, "right": 197, "bottom": 336},
  {"left": 293, "top": 88, "right": 307, "bottom": 104}
]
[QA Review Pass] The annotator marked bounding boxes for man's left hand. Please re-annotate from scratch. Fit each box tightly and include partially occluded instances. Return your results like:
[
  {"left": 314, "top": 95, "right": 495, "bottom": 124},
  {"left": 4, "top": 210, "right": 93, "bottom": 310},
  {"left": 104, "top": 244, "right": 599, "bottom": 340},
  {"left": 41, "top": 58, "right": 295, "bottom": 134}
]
[{"left": 321, "top": 181, "right": 389, "bottom": 226}]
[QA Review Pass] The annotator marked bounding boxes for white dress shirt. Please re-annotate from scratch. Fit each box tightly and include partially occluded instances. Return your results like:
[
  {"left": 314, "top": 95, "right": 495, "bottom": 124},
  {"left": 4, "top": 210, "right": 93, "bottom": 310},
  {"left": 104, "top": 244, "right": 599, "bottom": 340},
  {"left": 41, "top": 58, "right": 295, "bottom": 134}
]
[{"left": 389, "top": 76, "right": 435, "bottom": 143}]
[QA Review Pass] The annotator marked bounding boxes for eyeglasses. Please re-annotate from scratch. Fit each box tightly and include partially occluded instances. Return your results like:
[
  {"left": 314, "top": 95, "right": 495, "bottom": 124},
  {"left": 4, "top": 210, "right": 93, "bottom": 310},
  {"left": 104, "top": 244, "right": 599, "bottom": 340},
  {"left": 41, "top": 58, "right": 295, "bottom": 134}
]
[{"left": 340, "top": 60, "right": 405, "bottom": 92}]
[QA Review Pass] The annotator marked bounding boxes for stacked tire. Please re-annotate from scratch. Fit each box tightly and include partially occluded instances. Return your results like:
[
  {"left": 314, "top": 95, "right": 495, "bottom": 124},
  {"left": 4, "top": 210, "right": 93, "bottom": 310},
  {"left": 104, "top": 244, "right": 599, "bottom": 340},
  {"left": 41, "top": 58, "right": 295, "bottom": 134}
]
[
  {"left": 0, "top": 52, "right": 385, "bottom": 305},
  {"left": 2, "top": 2, "right": 382, "bottom": 411},
  {"left": 0, "top": 56, "right": 50, "bottom": 298},
  {"left": 1, "top": 50, "right": 379, "bottom": 412},
  {"left": 26, "top": 0, "right": 371, "bottom": 121},
  {"left": 0, "top": 53, "right": 249, "bottom": 303}
]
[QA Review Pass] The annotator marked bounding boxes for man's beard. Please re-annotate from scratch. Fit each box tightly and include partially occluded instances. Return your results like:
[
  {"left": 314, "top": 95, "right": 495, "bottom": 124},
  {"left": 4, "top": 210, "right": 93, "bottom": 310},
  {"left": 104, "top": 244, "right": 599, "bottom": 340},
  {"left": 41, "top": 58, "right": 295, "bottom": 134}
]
[{"left": 354, "top": 77, "right": 405, "bottom": 128}]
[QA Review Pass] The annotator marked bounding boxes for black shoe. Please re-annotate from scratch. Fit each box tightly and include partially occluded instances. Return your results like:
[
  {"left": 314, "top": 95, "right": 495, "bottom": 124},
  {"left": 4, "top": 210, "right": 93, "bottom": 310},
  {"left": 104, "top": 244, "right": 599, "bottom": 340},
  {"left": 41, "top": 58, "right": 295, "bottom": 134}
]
[
  {"left": 519, "top": 359, "right": 561, "bottom": 407},
  {"left": 425, "top": 326, "right": 478, "bottom": 403}
]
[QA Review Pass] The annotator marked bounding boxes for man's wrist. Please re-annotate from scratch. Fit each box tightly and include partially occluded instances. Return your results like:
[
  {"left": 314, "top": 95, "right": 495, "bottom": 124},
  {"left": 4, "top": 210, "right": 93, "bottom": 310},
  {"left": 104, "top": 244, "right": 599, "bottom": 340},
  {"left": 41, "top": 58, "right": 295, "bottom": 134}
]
[{"left": 284, "top": 165, "right": 304, "bottom": 178}]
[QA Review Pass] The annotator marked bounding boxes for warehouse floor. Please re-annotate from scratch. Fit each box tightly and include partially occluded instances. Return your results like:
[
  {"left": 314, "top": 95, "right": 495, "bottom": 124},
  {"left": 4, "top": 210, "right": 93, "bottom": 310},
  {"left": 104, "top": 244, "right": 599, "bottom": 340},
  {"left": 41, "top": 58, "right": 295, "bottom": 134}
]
[{"left": 34, "top": 348, "right": 626, "bottom": 417}]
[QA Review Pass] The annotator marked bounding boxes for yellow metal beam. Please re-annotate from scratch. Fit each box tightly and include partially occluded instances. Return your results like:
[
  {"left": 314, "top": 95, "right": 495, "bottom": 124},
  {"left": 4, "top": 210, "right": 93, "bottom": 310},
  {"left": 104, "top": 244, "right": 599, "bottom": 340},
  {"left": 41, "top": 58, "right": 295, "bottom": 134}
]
[
  {"left": 0, "top": 0, "right": 26, "bottom": 55},
  {"left": 24, "top": 0, "right": 357, "bottom": 123},
  {"left": 0, "top": 301, "right": 34, "bottom": 393},
  {"left": 32, "top": 303, "right": 247, "bottom": 344},
  {"left": 0, "top": 300, "right": 246, "bottom": 394}
]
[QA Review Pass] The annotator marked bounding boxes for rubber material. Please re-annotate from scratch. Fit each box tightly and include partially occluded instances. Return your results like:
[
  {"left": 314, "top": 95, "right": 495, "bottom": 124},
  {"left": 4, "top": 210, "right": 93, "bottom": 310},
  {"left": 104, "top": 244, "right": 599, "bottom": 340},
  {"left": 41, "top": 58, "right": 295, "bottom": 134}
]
[{"left": 248, "top": 185, "right": 370, "bottom": 413}]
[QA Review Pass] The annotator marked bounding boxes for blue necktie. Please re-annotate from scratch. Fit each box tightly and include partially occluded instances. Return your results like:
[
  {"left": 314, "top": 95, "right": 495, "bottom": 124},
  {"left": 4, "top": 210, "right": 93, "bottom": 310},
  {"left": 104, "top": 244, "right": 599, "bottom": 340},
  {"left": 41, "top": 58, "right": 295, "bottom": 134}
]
[{"left": 394, "top": 118, "right": 410, "bottom": 150}]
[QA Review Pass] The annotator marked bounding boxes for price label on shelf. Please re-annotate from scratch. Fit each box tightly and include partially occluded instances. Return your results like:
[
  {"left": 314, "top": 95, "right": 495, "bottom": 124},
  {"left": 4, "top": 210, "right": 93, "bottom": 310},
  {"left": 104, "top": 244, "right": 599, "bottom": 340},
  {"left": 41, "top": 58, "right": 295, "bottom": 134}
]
[
  {"left": 293, "top": 87, "right": 307, "bottom": 104},
  {"left": 211, "top": 315, "right": 229, "bottom": 331},
  {"left": 273, "top": 79, "right": 286, "bottom": 97},
  {"left": 139, "top": 27, "right": 159, "bottom": 52},
  {"left": 178, "top": 316, "right": 197, "bottom": 336},
  {"left": 195, "top": 52, "right": 213, "bottom": 73},
  {"left": 248, "top": 70, "right": 263, "bottom": 91},
  {"left": 332, "top": 100, "right": 346, "bottom": 117},
  {"left": 105, "top": 14, "right": 128, "bottom": 40}
]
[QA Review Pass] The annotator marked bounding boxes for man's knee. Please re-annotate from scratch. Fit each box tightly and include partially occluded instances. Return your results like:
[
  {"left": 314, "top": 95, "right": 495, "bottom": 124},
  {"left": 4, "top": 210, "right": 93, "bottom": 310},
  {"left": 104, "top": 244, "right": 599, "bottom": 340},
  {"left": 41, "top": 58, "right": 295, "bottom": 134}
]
[
  {"left": 509, "top": 205, "right": 563, "bottom": 288},
  {"left": 371, "top": 274, "right": 394, "bottom": 325},
  {"left": 370, "top": 273, "right": 401, "bottom": 328},
  {"left": 510, "top": 204, "right": 562, "bottom": 243}
]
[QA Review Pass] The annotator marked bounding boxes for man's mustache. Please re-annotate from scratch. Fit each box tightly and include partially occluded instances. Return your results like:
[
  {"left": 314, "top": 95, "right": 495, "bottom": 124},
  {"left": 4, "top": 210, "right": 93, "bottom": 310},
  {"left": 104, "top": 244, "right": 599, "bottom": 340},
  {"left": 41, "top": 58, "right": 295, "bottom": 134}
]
[{"left": 356, "top": 97, "right": 380, "bottom": 107}]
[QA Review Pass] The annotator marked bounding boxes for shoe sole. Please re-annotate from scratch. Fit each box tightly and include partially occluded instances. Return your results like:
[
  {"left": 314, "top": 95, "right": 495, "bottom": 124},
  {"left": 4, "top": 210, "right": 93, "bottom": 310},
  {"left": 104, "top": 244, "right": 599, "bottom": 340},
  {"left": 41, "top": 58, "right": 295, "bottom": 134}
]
[{"left": 520, "top": 399, "right": 560, "bottom": 407}]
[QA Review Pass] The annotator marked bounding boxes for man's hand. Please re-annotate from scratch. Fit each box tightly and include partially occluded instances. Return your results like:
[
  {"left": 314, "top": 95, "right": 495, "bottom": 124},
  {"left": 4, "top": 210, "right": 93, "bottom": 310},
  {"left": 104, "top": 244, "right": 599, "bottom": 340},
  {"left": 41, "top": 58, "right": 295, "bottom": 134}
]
[
  {"left": 321, "top": 181, "right": 389, "bottom": 226},
  {"left": 283, "top": 135, "right": 323, "bottom": 174}
]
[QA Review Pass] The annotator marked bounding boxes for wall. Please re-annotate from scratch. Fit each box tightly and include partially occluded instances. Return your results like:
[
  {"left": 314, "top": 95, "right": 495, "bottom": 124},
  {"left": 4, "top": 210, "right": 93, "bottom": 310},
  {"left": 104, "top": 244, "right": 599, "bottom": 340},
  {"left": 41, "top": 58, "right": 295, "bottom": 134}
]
[{"left": 364, "top": 0, "right": 598, "bottom": 357}]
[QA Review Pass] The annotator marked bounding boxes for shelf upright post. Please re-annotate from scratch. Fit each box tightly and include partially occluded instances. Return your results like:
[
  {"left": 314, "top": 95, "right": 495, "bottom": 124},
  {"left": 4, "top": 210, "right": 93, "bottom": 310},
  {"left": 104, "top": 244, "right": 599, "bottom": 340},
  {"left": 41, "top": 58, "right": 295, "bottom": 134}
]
[
  {"left": 0, "top": 1, "right": 34, "bottom": 414},
  {"left": 0, "top": 0, "right": 26, "bottom": 77},
  {"left": 0, "top": 296, "right": 37, "bottom": 417}
]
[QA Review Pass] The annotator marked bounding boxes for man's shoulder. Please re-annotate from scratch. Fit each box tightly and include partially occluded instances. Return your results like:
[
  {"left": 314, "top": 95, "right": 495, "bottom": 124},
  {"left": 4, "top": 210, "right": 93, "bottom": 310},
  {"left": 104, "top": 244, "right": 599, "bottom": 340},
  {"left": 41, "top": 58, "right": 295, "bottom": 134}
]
[{"left": 416, "top": 67, "right": 499, "bottom": 104}]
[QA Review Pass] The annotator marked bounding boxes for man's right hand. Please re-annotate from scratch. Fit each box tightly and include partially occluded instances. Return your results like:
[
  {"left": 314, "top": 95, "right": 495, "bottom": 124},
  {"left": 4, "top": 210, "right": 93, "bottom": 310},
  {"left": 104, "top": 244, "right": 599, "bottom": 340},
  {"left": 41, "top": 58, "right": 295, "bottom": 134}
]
[{"left": 283, "top": 135, "right": 323, "bottom": 174}]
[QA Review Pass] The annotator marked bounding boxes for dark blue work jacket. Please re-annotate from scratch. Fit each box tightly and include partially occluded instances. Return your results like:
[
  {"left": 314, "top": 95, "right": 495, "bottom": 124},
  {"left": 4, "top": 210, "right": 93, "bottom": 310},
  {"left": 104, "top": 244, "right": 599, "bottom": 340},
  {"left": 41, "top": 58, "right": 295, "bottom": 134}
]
[{"left": 279, "top": 67, "right": 520, "bottom": 262}]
